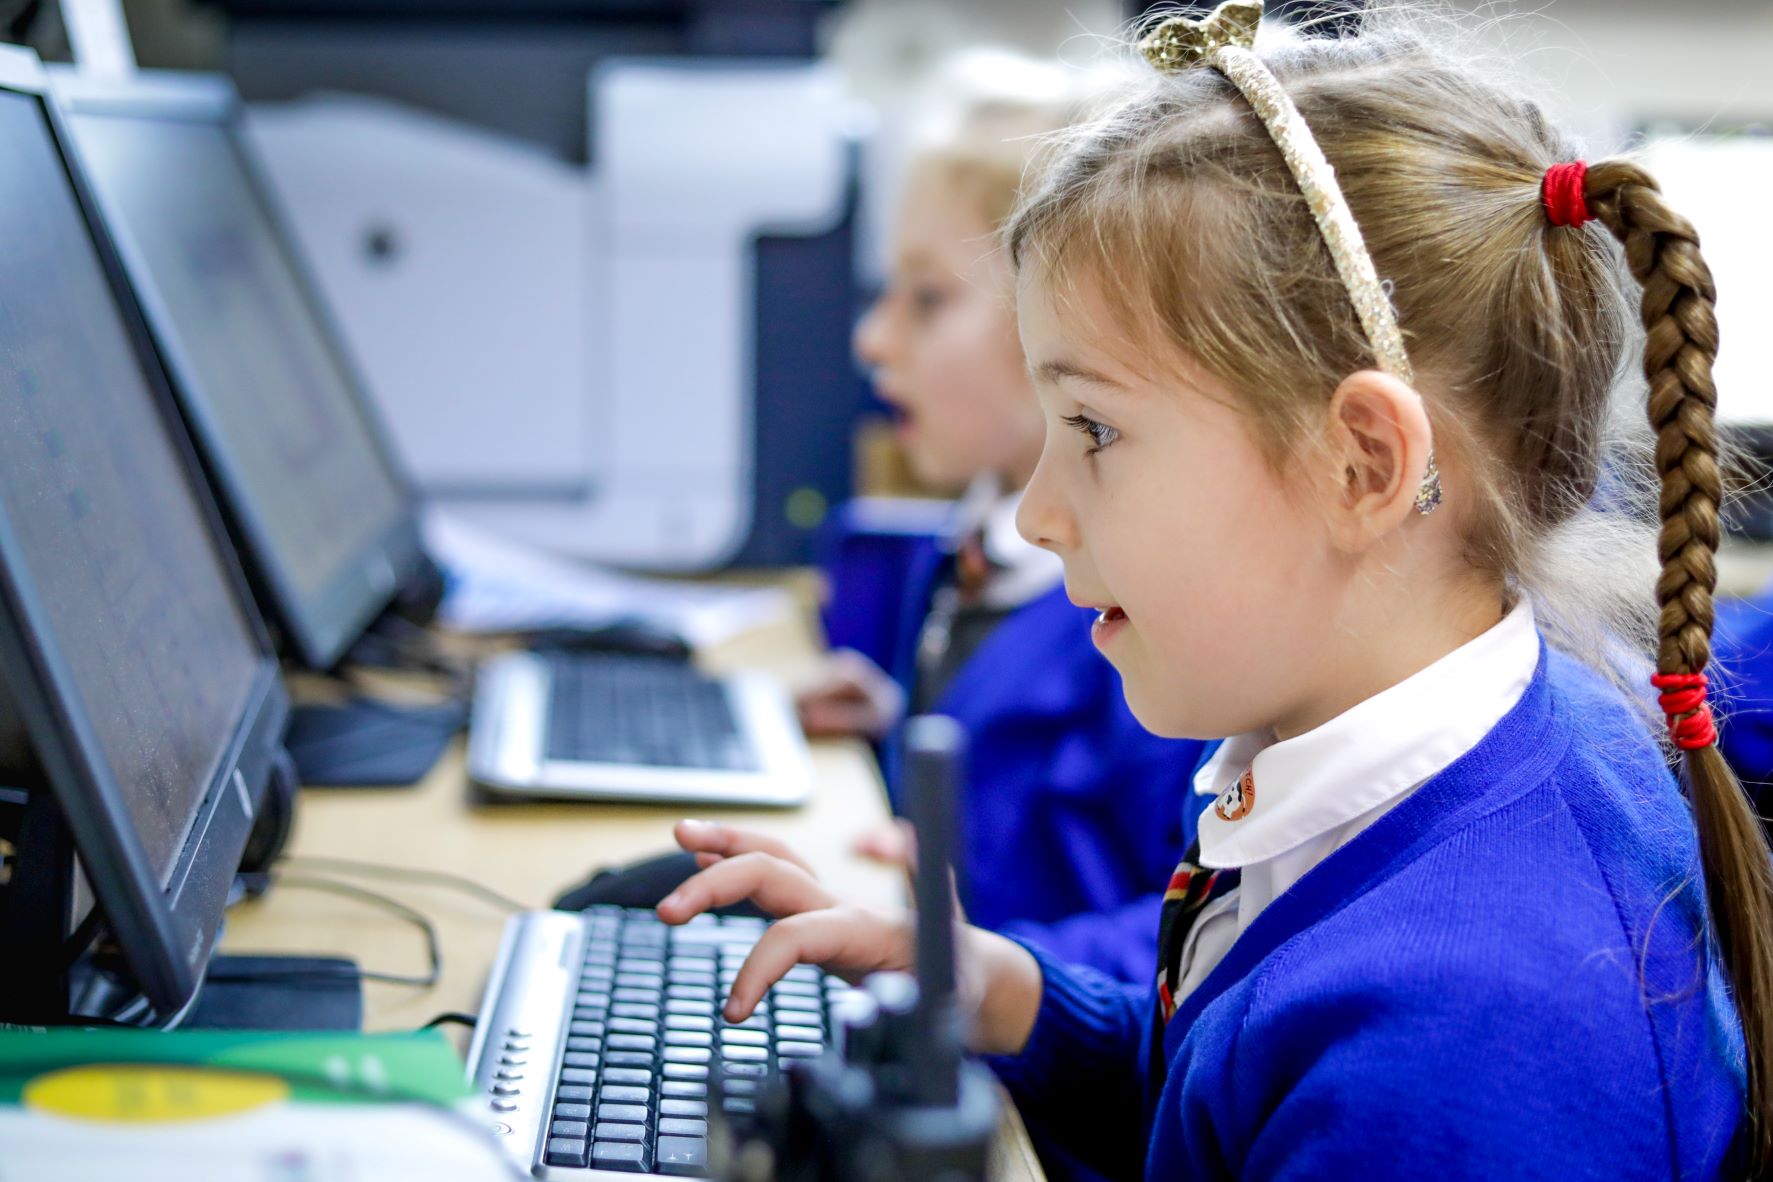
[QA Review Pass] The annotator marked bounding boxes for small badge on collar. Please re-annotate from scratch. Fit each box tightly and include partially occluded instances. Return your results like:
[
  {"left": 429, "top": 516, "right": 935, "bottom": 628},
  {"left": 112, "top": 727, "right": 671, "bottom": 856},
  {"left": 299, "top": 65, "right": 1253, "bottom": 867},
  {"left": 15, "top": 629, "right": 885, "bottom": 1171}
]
[{"left": 1214, "top": 767, "right": 1256, "bottom": 822}]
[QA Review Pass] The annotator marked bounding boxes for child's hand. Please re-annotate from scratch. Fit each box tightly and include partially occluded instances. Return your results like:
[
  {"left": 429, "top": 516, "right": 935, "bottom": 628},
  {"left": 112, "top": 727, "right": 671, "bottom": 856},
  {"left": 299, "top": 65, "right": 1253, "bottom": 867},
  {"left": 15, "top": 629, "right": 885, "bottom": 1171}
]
[
  {"left": 852, "top": 819, "right": 916, "bottom": 870},
  {"left": 658, "top": 819, "right": 1044, "bottom": 1056},
  {"left": 659, "top": 820, "right": 913, "bottom": 1020},
  {"left": 794, "top": 649, "right": 906, "bottom": 740}
]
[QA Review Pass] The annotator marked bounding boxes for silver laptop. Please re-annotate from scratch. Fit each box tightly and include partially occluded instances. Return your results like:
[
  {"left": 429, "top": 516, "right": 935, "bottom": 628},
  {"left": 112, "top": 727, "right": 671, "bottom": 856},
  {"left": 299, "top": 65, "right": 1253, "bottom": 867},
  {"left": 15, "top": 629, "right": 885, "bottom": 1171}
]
[{"left": 468, "top": 651, "right": 813, "bottom": 807}]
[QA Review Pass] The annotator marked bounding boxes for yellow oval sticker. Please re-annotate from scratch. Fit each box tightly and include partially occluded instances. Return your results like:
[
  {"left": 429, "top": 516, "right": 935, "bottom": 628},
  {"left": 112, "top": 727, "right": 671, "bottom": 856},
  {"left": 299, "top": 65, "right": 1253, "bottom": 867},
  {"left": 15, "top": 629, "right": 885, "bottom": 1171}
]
[{"left": 23, "top": 1065, "right": 289, "bottom": 1123}]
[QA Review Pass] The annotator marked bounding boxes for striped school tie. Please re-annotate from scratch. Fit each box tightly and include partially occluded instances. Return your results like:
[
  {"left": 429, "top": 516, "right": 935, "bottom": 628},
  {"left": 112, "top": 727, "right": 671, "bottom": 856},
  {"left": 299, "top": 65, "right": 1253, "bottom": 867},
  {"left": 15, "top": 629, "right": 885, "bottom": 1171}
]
[{"left": 1155, "top": 839, "right": 1241, "bottom": 1026}]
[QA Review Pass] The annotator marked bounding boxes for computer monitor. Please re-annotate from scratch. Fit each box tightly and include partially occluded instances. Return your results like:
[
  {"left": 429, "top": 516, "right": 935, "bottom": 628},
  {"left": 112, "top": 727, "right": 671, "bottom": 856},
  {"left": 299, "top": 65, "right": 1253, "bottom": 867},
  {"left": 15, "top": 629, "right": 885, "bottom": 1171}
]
[
  {"left": 0, "top": 46, "right": 289, "bottom": 1021},
  {"left": 49, "top": 68, "right": 428, "bottom": 671}
]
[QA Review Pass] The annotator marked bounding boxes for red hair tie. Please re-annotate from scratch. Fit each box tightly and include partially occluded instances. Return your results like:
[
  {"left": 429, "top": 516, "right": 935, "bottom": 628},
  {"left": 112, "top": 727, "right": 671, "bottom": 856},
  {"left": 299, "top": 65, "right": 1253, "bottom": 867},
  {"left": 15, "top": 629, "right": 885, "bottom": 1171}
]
[
  {"left": 1651, "top": 671, "right": 1717, "bottom": 751},
  {"left": 1542, "top": 161, "right": 1591, "bottom": 228}
]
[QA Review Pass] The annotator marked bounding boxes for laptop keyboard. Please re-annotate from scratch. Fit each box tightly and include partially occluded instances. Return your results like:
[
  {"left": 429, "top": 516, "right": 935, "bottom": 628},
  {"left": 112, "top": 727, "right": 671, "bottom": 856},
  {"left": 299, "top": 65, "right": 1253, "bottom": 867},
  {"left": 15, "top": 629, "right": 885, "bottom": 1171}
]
[
  {"left": 543, "top": 654, "right": 757, "bottom": 772},
  {"left": 540, "top": 907, "right": 843, "bottom": 1175}
]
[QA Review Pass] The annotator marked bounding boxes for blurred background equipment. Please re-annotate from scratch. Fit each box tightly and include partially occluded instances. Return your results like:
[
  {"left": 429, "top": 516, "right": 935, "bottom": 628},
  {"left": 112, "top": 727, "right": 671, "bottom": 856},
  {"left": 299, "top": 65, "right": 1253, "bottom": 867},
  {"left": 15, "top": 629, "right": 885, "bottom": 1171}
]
[{"left": 13, "top": 0, "right": 1772, "bottom": 566}]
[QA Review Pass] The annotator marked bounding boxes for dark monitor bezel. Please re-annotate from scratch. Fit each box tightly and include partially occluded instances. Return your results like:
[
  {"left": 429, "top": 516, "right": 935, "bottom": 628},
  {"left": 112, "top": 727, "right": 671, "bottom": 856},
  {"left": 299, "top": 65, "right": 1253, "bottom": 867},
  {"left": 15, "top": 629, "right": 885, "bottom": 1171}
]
[
  {"left": 0, "top": 46, "right": 290, "bottom": 1018},
  {"left": 47, "top": 66, "right": 429, "bottom": 672}
]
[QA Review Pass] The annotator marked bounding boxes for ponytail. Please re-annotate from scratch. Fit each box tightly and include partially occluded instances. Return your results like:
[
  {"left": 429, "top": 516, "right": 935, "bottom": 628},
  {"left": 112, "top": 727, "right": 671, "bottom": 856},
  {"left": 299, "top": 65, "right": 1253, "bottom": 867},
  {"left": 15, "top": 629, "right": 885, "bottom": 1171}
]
[{"left": 1586, "top": 158, "right": 1773, "bottom": 1172}]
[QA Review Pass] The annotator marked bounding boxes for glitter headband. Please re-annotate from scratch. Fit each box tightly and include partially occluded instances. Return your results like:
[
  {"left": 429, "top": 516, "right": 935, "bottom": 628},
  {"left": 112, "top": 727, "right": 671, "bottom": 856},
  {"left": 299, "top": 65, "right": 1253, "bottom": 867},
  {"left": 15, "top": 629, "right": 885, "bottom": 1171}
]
[{"left": 1140, "top": 0, "right": 1442, "bottom": 514}]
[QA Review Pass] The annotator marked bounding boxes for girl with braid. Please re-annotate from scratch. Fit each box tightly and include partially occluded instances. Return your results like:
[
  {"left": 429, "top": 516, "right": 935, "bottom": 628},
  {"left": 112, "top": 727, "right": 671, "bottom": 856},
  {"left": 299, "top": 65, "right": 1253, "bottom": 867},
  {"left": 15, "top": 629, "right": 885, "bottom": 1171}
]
[{"left": 657, "top": 6, "right": 1760, "bottom": 1177}]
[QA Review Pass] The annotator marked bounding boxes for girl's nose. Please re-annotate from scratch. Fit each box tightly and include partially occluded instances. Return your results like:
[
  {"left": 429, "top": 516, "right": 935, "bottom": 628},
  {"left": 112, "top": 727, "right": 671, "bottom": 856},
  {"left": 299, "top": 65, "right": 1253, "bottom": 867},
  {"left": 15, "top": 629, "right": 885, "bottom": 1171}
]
[{"left": 1016, "top": 444, "right": 1075, "bottom": 553}]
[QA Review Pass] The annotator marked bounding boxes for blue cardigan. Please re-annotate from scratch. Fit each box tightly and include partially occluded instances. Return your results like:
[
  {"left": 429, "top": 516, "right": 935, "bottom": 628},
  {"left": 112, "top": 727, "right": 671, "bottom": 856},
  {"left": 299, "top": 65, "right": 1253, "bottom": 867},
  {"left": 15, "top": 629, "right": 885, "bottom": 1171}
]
[
  {"left": 820, "top": 505, "right": 1204, "bottom": 984},
  {"left": 992, "top": 645, "right": 1746, "bottom": 1180}
]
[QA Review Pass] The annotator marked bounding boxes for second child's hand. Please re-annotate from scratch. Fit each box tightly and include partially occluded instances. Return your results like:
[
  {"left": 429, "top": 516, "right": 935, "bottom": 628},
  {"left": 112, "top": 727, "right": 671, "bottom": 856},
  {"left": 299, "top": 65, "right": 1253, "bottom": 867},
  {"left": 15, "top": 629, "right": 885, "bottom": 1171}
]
[{"left": 655, "top": 820, "right": 1044, "bottom": 1055}]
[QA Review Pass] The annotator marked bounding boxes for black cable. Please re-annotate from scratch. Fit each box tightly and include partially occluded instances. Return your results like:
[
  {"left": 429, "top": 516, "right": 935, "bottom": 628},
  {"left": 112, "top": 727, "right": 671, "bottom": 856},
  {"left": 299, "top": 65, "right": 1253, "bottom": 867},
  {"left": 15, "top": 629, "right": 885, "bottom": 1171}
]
[
  {"left": 214, "top": 873, "right": 442, "bottom": 989},
  {"left": 423, "top": 1011, "right": 478, "bottom": 1031},
  {"left": 281, "top": 855, "right": 529, "bottom": 914}
]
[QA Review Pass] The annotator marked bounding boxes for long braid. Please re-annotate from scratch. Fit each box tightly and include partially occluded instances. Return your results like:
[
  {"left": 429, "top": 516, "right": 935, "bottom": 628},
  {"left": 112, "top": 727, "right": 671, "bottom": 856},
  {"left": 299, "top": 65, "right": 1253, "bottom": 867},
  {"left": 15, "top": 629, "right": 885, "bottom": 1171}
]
[{"left": 1587, "top": 158, "right": 1773, "bottom": 1173}]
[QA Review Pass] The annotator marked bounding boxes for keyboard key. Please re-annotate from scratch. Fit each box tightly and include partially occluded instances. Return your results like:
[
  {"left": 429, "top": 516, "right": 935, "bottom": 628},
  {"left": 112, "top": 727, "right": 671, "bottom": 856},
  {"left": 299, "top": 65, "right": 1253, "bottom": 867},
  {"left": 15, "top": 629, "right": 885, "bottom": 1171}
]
[
  {"left": 722, "top": 1078, "right": 758, "bottom": 1096},
  {"left": 661, "top": 1079, "right": 706, "bottom": 1098},
  {"left": 546, "top": 1137, "right": 588, "bottom": 1167},
  {"left": 608, "top": 1033, "right": 657, "bottom": 1052},
  {"left": 665, "top": 1030, "right": 713, "bottom": 1048},
  {"left": 609, "top": 1017, "right": 660, "bottom": 1035},
  {"left": 723, "top": 1097, "right": 757, "bottom": 1116},
  {"left": 667, "top": 984, "right": 715, "bottom": 1001},
  {"left": 614, "top": 988, "right": 659, "bottom": 1005},
  {"left": 666, "top": 999, "right": 710, "bottom": 1015},
  {"left": 668, "top": 970, "right": 717, "bottom": 988},
  {"left": 724, "top": 1062, "right": 769, "bottom": 1079},
  {"left": 612, "top": 1002, "right": 662, "bottom": 1020},
  {"left": 777, "top": 1041, "right": 822, "bottom": 1059},
  {"left": 773, "top": 994, "right": 822, "bottom": 1013},
  {"left": 552, "top": 1120, "right": 589, "bottom": 1139},
  {"left": 591, "top": 1140, "right": 648, "bottom": 1172},
  {"left": 774, "top": 1024, "right": 821, "bottom": 1043},
  {"left": 596, "top": 1121, "right": 648, "bottom": 1143},
  {"left": 722, "top": 1045, "right": 768, "bottom": 1062},
  {"left": 570, "top": 1020, "right": 605, "bottom": 1038},
  {"left": 659, "top": 1117, "right": 708, "bottom": 1137},
  {"left": 607, "top": 1051, "right": 655, "bottom": 1068},
  {"left": 665, "top": 1013, "right": 714, "bottom": 1031},
  {"left": 598, "top": 1103, "right": 649, "bottom": 1124},
  {"left": 616, "top": 973, "right": 665, "bottom": 991},
  {"left": 661, "top": 1099, "right": 708, "bottom": 1117},
  {"left": 555, "top": 1084, "right": 595, "bottom": 1102},
  {"left": 603, "top": 1067, "right": 653, "bottom": 1087},
  {"left": 655, "top": 1135, "right": 708, "bottom": 1176},
  {"left": 560, "top": 1068, "right": 598, "bottom": 1085},
  {"left": 664, "top": 1046, "right": 712, "bottom": 1064},
  {"left": 566, "top": 1037, "right": 601, "bottom": 1053},
  {"left": 670, "top": 942, "right": 718, "bottom": 961},
  {"left": 577, "top": 989, "right": 611, "bottom": 1006},
  {"left": 601, "top": 1085, "right": 650, "bottom": 1104},
  {"left": 719, "top": 1028, "right": 768, "bottom": 1047},
  {"left": 663, "top": 1062, "right": 710, "bottom": 1080},
  {"left": 772, "top": 980, "right": 821, "bottom": 998},
  {"left": 554, "top": 1102, "right": 592, "bottom": 1120}
]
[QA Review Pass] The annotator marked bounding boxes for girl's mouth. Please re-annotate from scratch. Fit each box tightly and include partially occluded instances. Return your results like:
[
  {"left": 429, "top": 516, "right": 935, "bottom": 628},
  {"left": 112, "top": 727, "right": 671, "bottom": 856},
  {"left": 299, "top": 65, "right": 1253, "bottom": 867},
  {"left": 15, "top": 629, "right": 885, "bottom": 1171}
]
[{"left": 1092, "top": 606, "right": 1128, "bottom": 648}]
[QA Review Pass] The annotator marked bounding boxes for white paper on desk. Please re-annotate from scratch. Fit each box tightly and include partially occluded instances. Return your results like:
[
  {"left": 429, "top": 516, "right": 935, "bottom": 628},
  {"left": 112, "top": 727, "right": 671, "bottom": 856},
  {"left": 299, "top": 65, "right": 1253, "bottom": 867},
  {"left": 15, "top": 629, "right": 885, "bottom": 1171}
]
[
  {"left": 424, "top": 509, "right": 793, "bottom": 649},
  {"left": 0, "top": 1102, "right": 512, "bottom": 1181}
]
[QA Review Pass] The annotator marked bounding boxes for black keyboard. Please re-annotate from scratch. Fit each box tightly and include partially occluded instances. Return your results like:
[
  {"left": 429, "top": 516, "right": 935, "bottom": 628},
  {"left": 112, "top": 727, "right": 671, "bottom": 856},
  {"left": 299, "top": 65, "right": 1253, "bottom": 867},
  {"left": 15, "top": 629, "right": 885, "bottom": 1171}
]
[
  {"left": 527, "top": 907, "right": 844, "bottom": 1176},
  {"left": 543, "top": 655, "right": 757, "bottom": 772}
]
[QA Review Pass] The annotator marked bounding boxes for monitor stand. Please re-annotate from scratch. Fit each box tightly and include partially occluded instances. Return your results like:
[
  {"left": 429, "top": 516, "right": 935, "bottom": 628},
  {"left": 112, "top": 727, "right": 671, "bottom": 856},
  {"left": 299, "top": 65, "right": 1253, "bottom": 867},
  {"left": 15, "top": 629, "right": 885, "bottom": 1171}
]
[{"left": 0, "top": 746, "right": 313, "bottom": 1028}]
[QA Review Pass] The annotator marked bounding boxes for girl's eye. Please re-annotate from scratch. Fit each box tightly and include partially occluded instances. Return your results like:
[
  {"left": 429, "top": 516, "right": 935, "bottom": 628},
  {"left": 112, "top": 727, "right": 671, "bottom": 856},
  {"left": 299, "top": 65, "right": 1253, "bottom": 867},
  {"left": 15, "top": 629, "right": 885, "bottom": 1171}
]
[
  {"left": 909, "top": 286, "right": 947, "bottom": 318},
  {"left": 1062, "top": 413, "right": 1120, "bottom": 456}
]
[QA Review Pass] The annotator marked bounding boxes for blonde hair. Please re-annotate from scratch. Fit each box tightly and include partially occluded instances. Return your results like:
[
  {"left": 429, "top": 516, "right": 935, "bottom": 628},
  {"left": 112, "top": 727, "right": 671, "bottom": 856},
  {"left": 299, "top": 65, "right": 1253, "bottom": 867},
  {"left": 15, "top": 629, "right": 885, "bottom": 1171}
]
[{"left": 1008, "top": 16, "right": 1773, "bottom": 1167}]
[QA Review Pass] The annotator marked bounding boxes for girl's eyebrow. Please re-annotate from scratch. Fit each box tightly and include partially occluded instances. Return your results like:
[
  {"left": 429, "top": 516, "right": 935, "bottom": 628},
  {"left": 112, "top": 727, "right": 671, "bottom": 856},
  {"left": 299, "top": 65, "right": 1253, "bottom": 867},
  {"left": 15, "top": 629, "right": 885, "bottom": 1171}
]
[{"left": 1032, "top": 359, "right": 1130, "bottom": 392}]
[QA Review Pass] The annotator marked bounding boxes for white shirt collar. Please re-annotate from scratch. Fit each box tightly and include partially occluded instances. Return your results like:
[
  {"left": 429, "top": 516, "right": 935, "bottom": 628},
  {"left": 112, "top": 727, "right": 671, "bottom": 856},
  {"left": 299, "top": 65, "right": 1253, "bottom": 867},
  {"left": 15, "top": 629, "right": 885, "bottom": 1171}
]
[{"left": 1193, "top": 598, "right": 1541, "bottom": 870}]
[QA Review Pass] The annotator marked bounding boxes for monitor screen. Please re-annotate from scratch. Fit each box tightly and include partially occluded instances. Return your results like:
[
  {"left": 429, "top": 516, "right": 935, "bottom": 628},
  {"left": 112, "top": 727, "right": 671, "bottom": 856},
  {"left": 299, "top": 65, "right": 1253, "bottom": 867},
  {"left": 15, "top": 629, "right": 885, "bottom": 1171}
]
[
  {"left": 65, "top": 107, "right": 410, "bottom": 654},
  {"left": 0, "top": 89, "right": 261, "bottom": 885}
]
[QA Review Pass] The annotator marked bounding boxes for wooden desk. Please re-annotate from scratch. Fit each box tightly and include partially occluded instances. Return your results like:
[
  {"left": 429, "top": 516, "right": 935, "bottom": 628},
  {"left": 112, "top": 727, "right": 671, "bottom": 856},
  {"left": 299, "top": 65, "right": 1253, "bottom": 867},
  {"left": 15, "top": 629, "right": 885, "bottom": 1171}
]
[{"left": 221, "top": 598, "right": 1044, "bottom": 1181}]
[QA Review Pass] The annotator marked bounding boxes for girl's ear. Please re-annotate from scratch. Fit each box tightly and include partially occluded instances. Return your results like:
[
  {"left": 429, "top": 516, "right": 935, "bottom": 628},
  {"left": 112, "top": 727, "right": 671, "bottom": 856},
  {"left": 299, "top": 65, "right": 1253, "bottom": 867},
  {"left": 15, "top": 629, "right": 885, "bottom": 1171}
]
[{"left": 1321, "top": 369, "right": 1434, "bottom": 554}]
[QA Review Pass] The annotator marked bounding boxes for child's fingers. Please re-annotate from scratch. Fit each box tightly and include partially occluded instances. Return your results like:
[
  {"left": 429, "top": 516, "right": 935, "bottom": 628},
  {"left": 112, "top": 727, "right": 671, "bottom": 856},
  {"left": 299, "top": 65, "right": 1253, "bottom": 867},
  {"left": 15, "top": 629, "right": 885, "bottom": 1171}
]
[
  {"left": 721, "top": 908, "right": 910, "bottom": 1022},
  {"left": 656, "top": 851, "right": 834, "bottom": 925},
  {"left": 852, "top": 820, "right": 912, "bottom": 867},
  {"left": 673, "top": 820, "right": 816, "bottom": 876}
]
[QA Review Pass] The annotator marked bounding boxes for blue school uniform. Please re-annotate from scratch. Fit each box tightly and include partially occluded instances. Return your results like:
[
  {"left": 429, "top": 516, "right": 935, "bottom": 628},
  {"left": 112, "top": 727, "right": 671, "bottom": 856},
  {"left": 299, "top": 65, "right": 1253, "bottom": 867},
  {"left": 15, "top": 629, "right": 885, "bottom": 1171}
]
[
  {"left": 991, "top": 644, "right": 1746, "bottom": 1180},
  {"left": 820, "top": 498, "right": 1204, "bottom": 985}
]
